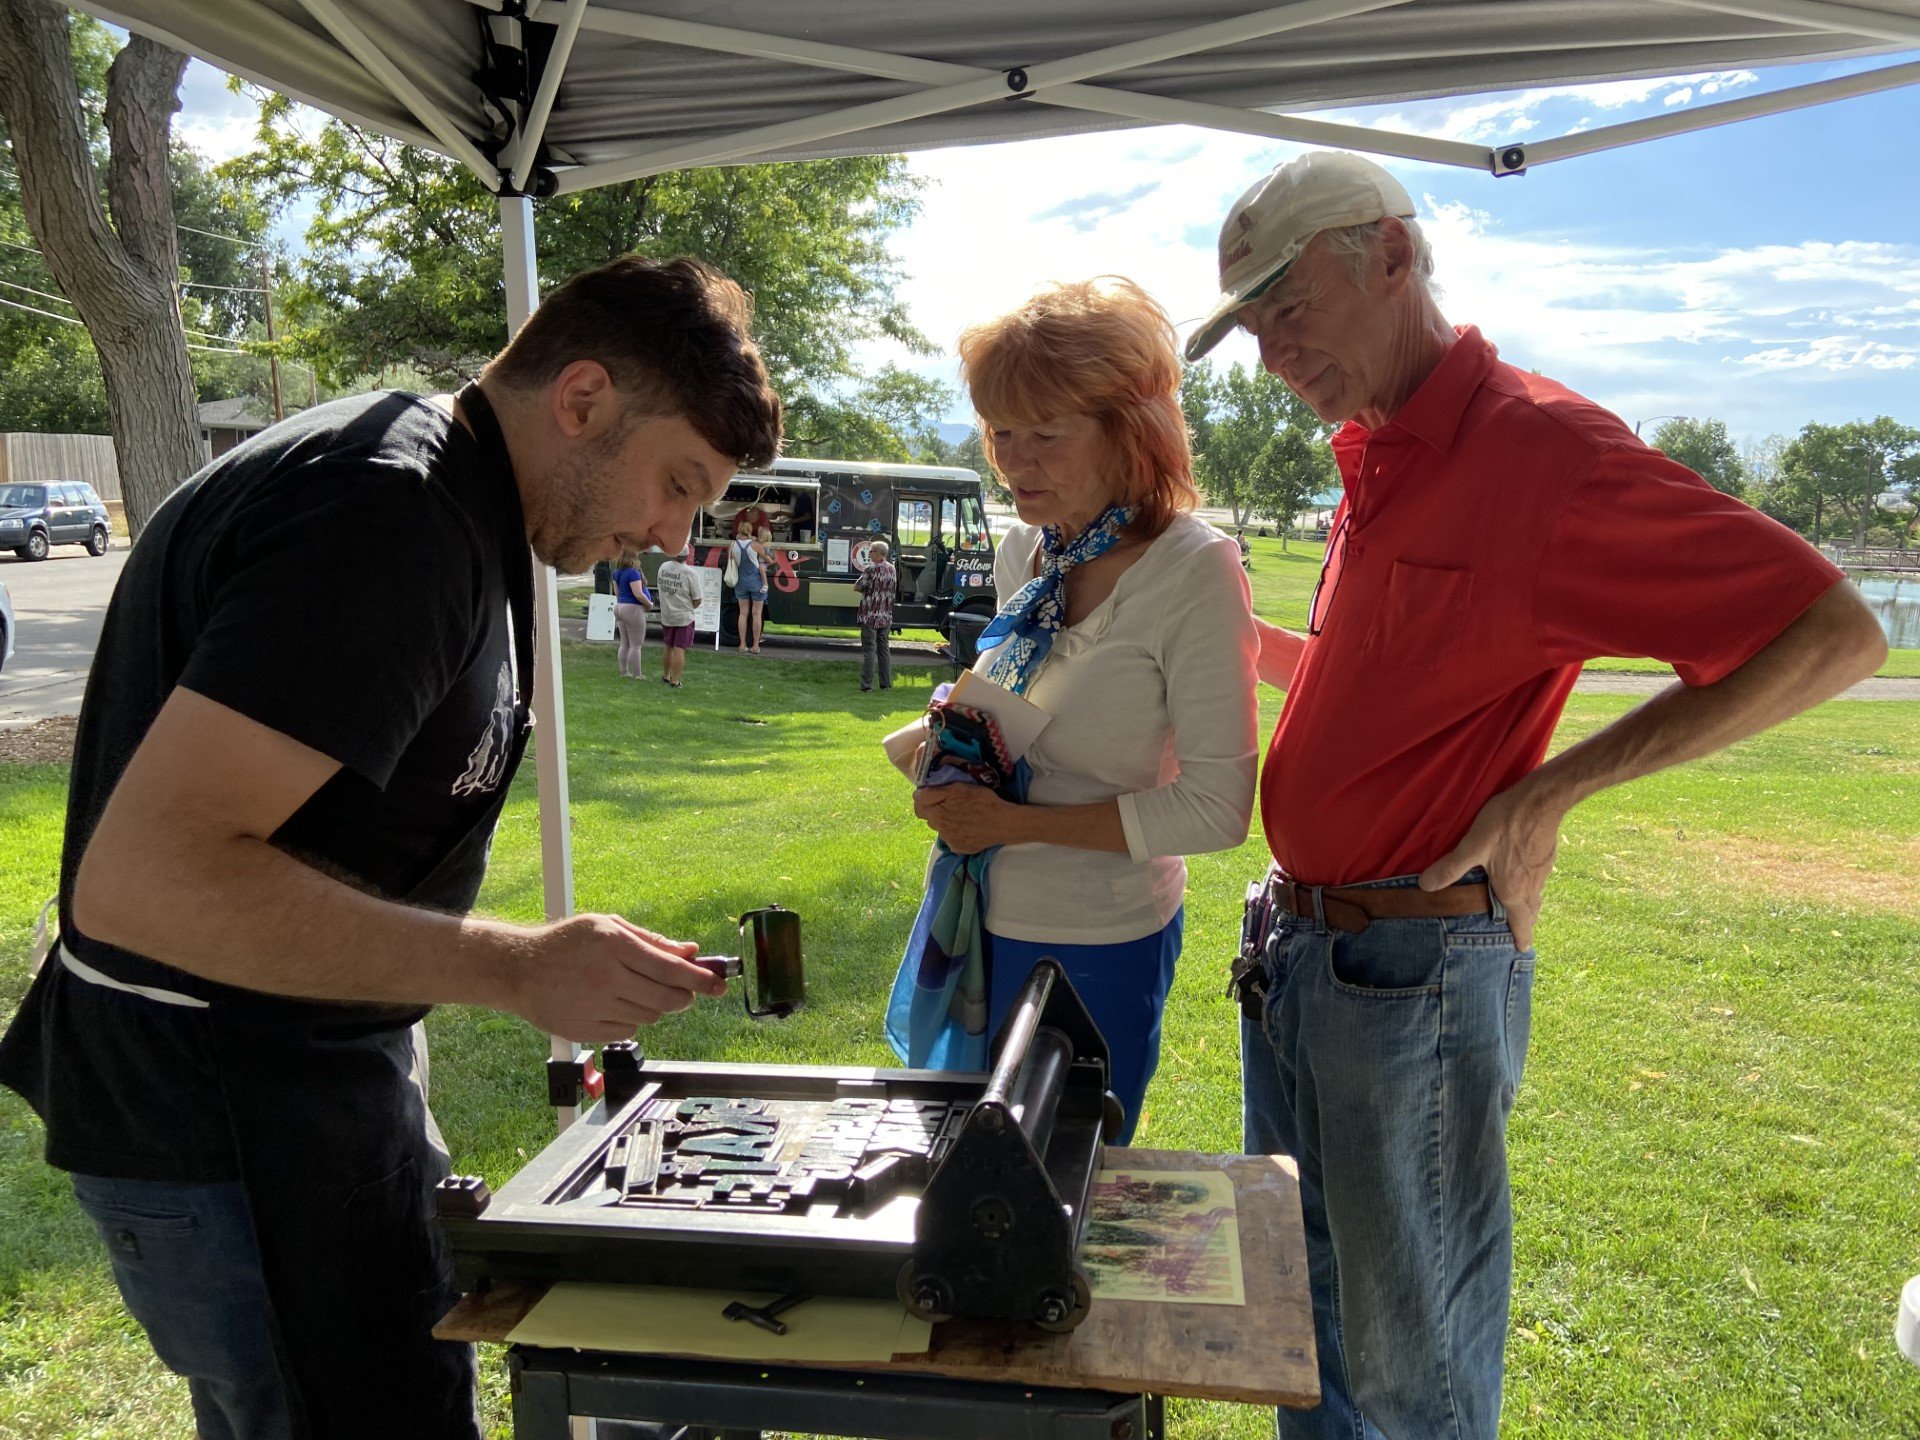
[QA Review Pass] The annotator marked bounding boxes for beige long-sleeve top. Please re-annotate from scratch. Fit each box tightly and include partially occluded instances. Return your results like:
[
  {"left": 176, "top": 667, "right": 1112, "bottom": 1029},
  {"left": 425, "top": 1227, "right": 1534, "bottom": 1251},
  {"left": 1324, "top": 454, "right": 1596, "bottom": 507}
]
[{"left": 976, "top": 512, "right": 1260, "bottom": 944}]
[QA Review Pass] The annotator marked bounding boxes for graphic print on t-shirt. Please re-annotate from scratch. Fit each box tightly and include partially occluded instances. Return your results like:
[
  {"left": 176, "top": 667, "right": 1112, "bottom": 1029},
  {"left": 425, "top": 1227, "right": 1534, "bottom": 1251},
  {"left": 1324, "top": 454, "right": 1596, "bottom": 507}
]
[{"left": 452, "top": 661, "right": 515, "bottom": 797}]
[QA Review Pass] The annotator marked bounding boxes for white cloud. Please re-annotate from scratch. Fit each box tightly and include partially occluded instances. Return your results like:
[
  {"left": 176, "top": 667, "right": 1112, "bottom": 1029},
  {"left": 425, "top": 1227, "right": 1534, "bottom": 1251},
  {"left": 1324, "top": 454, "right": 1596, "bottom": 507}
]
[
  {"left": 1326, "top": 72, "right": 1760, "bottom": 146},
  {"left": 176, "top": 113, "right": 262, "bottom": 163},
  {"left": 1739, "top": 338, "right": 1918, "bottom": 371},
  {"left": 175, "top": 60, "right": 262, "bottom": 162},
  {"left": 872, "top": 94, "right": 1919, "bottom": 441}
]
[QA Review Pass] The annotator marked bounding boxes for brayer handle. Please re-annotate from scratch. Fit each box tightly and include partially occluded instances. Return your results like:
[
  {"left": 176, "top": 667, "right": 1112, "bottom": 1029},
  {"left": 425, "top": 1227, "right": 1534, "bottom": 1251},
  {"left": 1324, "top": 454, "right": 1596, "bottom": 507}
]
[{"left": 694, "top": 955, "right": 743, "bottom": 983}]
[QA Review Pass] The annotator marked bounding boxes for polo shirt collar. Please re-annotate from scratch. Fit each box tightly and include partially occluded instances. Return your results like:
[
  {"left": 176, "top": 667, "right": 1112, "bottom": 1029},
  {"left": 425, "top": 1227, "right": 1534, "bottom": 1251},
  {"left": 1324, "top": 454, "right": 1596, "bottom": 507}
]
[
  {"left": 1332, "top": 325, "right": 1496, "bottom": 460},
  {"left": 1389, "top": 324, "right": 1497, "bottom": 452}
]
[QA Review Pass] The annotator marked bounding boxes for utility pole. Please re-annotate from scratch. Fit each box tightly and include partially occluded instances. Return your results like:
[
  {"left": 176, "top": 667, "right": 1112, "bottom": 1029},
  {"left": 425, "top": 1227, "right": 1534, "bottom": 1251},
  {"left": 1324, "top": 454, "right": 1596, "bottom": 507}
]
[{"left": 260, "top": 253, "right": 284, "bottom": 422}]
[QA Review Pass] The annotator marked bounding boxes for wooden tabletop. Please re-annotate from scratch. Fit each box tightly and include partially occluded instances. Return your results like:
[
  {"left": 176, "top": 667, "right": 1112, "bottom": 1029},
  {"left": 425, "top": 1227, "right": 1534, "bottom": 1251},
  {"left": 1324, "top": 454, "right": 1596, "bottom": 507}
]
[{"left": 436, "top": 1147, "right": 1317, "bottom": 1408}]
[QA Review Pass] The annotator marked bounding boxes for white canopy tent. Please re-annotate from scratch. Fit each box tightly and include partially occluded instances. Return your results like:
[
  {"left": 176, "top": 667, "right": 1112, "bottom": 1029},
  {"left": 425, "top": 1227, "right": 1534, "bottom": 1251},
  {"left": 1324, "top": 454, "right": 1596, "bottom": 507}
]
[{"left": 73, "top": 0, "right": 1920, "bottom": 1079}]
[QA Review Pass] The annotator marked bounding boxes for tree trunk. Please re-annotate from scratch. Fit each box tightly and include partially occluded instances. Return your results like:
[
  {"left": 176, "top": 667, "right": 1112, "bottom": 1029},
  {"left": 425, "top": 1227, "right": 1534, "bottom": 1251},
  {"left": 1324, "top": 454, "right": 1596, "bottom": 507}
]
[{"left": 0, "top": 5, "right": 202, "bottom": 538}]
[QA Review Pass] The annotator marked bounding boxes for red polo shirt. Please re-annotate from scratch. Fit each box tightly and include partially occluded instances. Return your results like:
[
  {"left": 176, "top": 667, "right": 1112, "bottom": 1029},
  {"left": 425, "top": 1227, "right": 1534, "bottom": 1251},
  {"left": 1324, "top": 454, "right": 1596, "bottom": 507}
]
[{"left": 1262, "top": 327, "right": 1843, "bottom": 886}]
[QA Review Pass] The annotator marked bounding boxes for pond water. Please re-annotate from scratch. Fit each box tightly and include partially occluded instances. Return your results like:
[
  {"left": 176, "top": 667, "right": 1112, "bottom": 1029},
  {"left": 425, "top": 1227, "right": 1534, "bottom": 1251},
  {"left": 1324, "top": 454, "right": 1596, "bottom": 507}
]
[{"left": 1856, "top": 577, "right": 1920, "bottom": 649}]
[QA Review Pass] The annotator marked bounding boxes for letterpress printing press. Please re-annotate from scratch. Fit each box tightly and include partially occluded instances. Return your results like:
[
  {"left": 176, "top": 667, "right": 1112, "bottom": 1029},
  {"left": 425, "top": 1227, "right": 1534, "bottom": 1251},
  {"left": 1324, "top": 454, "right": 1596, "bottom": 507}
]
[{"left": 436, "top": 942, "right": 1122, "bottom": 1332}]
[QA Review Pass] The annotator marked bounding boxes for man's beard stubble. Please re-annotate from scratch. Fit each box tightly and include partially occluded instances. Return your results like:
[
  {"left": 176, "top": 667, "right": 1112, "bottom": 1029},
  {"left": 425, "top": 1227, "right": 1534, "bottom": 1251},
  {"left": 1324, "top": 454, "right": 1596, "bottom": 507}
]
[{"left": 531, "top": 424, "right": 633, "bottom": 574}]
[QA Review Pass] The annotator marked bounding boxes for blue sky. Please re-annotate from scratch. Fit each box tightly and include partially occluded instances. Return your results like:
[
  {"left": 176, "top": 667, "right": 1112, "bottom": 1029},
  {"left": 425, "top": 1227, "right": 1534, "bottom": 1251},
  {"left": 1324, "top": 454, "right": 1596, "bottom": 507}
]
[{"left": 174, "top": 55, "right": 1920, "bottom": 447}]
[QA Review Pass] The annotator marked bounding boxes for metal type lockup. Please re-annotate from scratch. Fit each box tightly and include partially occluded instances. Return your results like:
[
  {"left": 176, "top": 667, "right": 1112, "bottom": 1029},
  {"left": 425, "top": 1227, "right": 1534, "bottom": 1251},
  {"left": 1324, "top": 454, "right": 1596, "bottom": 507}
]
[{"left": 435, "top": 960, "right": 1120, "bottom": 1331}]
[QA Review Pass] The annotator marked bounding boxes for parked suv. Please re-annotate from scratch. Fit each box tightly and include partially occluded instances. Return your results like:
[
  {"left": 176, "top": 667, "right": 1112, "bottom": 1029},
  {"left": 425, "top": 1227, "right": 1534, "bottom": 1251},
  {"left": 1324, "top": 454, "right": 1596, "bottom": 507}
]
[{"left": 0, "top": 481, "right": 113, "bottom": 560}]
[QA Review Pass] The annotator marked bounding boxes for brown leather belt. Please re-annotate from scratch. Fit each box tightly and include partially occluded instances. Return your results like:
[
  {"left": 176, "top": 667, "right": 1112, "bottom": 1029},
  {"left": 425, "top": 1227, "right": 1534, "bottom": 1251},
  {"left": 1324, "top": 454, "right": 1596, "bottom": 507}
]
[{"left": 1270, "top": 875, "right": 1491, "bottom": 935}]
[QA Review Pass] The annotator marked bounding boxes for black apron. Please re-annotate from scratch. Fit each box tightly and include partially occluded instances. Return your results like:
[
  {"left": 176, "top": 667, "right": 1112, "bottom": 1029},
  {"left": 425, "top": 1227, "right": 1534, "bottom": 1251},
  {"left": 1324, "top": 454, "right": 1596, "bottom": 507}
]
[{"left": 204, "top": 382, "right": 534, "bottom": 1439}]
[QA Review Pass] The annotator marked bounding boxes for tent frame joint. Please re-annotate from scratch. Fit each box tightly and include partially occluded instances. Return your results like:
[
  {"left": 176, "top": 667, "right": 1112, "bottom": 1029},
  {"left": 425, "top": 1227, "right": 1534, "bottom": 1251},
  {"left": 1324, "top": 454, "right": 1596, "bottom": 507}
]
[
  {"left": 496, "top": 167, "right": 559, "bottom": 198},
  {"left": 1492, "top": 143, "right": 1528, "bottom": 176}
]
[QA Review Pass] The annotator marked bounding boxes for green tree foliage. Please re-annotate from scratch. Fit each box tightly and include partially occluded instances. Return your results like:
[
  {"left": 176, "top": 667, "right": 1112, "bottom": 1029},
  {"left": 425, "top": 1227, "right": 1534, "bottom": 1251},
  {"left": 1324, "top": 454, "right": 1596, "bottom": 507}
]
[
  {"left": 1649, "top": 415, "right": 1747, "bottom": 497},
  {"left": 944, "top": 427, "right": 1002, "bottom": 500},
  {"left": 226, "top": 98, "right": 937, "bottom": 456},
  {"left": 1779, "top": 417, "right": 1920, "bottom": 549},
  {"left": 0, "top": 15, "right": 277, "bottom": 433},
  {"left": 785, "top": 365, "right": 954, "bottom": 463},
  {"left": 1744, "top": 432, "right": 1815, "bottom": 534},
  {"left": 1184, "top": 358, "right": 1334, "bottom": 542}
]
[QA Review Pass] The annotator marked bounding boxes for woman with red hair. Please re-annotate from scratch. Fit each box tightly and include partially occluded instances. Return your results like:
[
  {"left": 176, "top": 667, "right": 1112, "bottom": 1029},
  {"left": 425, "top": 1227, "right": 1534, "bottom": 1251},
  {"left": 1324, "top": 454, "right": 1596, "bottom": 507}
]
[{"left": 894, "top": 278, "right": 1259, "bottom": 1142}]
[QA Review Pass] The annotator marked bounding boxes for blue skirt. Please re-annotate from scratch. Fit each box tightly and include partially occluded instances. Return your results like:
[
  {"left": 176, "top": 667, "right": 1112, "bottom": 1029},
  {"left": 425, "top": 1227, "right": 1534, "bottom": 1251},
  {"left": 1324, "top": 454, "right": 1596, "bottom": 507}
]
[{"left": 984, "top": 908, "right": 1183, "bottom": 1145}]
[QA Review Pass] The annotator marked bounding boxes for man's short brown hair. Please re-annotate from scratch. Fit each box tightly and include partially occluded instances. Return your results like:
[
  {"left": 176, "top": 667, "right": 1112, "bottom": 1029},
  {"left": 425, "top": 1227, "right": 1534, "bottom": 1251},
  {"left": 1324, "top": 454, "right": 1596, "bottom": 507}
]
[{"left": 486, "top": 255, "right": 782, "bottom": 468}]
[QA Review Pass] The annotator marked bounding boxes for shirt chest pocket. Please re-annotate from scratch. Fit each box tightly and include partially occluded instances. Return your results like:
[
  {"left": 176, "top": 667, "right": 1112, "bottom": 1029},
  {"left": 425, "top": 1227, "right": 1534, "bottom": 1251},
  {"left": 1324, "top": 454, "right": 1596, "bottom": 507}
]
[{"left": 1360, "top": 560, "right": 1474, "bottom": 674}]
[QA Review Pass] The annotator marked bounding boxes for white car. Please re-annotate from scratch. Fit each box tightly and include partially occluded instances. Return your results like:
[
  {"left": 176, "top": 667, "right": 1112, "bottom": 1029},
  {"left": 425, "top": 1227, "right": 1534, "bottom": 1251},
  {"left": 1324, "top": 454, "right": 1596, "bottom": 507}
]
[{"left": 0, "top": 578, "right": 13, "bottom": 673}]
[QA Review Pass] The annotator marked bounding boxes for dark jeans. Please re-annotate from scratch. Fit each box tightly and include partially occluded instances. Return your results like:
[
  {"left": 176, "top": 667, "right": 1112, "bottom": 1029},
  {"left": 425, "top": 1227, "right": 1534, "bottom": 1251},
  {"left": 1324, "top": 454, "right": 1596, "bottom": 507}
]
[
  {"left": 68, "top": 1018, "right": 480, "bottom": 1440},
  {"left": 860, "top": 624, "right": 892, "bottom": 689},
  {"left": 71, "top": 1174, "right": 296, "bottom": 1440}
]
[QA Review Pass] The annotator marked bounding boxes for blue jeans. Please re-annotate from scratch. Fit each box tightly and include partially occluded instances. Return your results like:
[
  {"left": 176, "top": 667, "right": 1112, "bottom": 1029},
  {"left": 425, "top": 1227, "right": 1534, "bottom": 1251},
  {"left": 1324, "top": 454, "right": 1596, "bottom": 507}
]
[
  {"left": 986, "top": 909, "right": 1182, "bottom": 1145},
  {"left": 71, "top": 1175, "right": 296, "bottom": 1440},
  {"left": 1240, "top": 874, "right": 1535, "bottom": 1440}
]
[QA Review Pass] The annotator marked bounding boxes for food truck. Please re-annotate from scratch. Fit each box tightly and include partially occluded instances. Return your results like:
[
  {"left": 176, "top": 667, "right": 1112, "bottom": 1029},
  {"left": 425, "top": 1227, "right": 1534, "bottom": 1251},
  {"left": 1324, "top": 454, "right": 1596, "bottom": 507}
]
[{"left": 648, "top": 456, "right": 1000, "bottom": 651}]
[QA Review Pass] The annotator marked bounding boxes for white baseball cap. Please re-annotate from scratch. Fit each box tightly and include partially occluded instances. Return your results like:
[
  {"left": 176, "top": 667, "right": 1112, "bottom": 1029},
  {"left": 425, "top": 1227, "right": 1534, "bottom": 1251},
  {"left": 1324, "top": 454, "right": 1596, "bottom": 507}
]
[{"left": 1184, "top": 151, "right": 1415, "bottom": 362}]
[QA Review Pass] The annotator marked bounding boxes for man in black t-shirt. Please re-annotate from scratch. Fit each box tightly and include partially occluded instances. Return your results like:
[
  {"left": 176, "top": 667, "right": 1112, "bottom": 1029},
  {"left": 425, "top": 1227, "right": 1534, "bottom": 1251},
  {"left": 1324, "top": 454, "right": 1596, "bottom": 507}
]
[{"left": 0, "top": 256, "right": 782, "bottom": 1439}]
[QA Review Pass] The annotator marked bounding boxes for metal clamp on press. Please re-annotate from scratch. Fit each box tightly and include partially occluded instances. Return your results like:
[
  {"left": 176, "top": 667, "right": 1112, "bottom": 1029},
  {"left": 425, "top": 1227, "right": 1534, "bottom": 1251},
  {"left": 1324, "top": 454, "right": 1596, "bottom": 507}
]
[{"left": 903, "top": 959, "right": 1120, "bottom": 1332}]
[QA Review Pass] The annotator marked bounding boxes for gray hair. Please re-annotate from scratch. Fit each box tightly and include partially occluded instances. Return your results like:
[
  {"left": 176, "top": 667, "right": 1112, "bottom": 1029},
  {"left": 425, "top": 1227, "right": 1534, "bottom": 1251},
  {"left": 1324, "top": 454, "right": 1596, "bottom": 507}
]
[
  {"left": 1315, "top": 217, "right": 1436, "bottom": 293},
  {"left": 869, "top": 539, "right": 891, "bottom": 558}
]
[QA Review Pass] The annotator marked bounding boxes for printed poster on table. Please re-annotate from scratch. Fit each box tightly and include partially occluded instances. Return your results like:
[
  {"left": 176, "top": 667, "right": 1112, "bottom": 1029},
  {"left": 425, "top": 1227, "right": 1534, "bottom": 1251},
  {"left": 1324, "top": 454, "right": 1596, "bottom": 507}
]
[{"left": 1082, "top": 1168, "right": 1246, "bottom": 1305}]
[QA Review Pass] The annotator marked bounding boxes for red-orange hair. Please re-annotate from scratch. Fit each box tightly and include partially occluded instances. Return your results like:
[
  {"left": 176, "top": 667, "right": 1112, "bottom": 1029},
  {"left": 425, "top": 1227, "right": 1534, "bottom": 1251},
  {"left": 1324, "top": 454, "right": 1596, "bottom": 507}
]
[{"left": 958, "top": 277, "right": 1197, "bottom": 541}]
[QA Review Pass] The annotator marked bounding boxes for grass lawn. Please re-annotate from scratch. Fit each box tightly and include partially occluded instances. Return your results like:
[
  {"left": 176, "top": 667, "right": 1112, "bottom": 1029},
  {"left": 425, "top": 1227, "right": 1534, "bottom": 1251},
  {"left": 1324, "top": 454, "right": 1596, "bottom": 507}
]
[{"left": 2, "top": 637, "right": 1917, "bottom": 1438}]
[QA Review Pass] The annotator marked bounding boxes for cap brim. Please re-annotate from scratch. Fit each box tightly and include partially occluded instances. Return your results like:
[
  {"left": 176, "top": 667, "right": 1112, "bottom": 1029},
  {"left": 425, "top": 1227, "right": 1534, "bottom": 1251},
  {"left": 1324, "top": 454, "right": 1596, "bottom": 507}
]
[
  {"left": 1183, "top": 306, "right": 1238, "bottom": 364},
  {"left": 1182, "top": 258, "right": 1294, "bottom": 363}
]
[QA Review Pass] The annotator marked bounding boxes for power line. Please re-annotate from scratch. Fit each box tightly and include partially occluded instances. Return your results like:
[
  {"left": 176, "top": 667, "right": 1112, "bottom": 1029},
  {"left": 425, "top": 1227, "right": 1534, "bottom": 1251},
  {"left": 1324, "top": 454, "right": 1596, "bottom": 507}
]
[
  {"left": 0, "top": 292, "right": 83, "bottom": 328},
  {"left": 177, "top": 221, "right": 270, "bottom": 253},
  {"left": 0, "top": 292, "right": 293, "bottom": 362},
  {"left": 0, "top": 276, "right": 77, "bottom": 310},
  {"left": 0, "top": 169, "right": 275, "bottom": 261}
]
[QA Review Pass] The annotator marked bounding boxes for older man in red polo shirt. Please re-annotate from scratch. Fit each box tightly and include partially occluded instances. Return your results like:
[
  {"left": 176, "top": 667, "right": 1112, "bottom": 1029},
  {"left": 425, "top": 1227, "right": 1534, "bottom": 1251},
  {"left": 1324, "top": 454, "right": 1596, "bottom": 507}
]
[{"left": 1186, "top": 151, "right": 1887, "bottom": 1440}]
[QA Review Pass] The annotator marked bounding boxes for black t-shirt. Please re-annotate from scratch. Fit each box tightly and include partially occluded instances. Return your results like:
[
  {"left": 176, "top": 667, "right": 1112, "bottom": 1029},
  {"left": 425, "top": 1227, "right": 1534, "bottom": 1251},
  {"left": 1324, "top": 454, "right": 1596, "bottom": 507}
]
[{"left": 0, "top": 389, "right": 533, "bottom": 1181}]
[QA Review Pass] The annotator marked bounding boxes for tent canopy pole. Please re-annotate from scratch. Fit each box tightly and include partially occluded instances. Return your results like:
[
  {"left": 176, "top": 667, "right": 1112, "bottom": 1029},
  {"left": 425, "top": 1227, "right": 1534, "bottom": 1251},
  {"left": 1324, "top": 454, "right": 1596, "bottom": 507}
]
[{"left": 498, "top": 193, "right": 582, "bottom": 1115}]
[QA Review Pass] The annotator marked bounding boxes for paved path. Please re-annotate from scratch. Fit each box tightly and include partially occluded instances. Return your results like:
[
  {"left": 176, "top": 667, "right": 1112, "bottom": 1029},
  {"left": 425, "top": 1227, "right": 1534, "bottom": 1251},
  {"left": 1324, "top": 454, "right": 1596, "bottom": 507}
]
[
  {"left": 1573, "top": 671, "right": 1920, "bottom": 700},
  {"left": 591, "top": 627, "right": 1920, "bottom": 698},
  {"left": 0, "top": 545, "right": 129, "bottom": 725},
  {"left": 2, "top": 552, "right": 1911, "bottom": 726}
]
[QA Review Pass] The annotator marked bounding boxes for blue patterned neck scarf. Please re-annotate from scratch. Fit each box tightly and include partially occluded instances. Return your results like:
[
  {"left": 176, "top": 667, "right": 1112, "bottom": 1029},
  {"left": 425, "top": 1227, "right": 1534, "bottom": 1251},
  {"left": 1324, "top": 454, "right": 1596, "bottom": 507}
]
[{"left": 977, "top": 503, "right": 1132, "bottom": 694}]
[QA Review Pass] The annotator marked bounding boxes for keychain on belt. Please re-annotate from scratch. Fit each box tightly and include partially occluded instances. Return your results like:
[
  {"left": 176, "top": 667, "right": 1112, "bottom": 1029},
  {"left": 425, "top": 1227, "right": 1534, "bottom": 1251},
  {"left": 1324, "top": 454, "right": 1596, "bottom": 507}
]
[{"left": 1227, "top": 876, "right": 1273, "bottom": 1019}]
